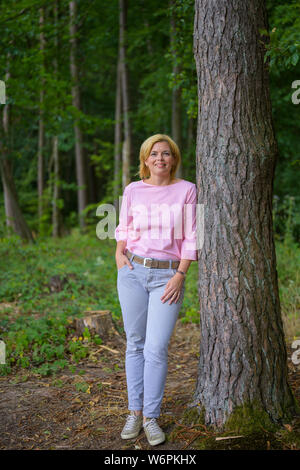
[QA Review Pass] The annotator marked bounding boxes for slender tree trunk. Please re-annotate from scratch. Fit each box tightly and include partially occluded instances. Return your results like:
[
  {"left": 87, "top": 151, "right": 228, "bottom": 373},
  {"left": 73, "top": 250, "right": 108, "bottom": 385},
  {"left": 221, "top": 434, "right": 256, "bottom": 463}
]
[
  {"left": 144, "top": 18, "right": 153, "bottom": 56},
  {"left": 86, "top": 153, "right": 97, "bottom": 204},
  {"left": 69, "top": 0, "right": 88, "bottom": 230},
  {"left": 187, "top": 117, "right": 195, "bottom": 155},
  {"left": 114, "top": 54, "right": 122, "bottom": 212},
  {"left": 52, "top": 0, "right": 62, "bottom": 237},
  {"left": 52, "top": 135, "right": 61, "bottom": 237},
  {"left": 170, "top": 0, "right": 182, "bottom": 178},
  {"left": 119, "top": 0, "right": 132, "bottom": 190},
  {"left": 185, "top": 116, "right": 196, "bottom": 177},
  {"left": 141, "top": 5, "right": 153, "bottom": 56},
  {"left": 0, "top": 159, "right": 33, "bottom": 242},
  {"left": 0, "top": 61, "right": 33, "bottom": 242},
  {"left": 38, "top": 7, "right": 45, "bottom": 226},
  {"left": 192, "top": 0, "right": 297, "bottom": 429}
]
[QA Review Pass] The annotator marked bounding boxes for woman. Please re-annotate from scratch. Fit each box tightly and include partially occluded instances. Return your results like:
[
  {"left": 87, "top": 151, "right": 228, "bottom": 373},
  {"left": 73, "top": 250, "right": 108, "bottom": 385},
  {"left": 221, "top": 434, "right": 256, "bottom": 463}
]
[{"left": 115, "top": 134, "right": 197, "bottom": 446}]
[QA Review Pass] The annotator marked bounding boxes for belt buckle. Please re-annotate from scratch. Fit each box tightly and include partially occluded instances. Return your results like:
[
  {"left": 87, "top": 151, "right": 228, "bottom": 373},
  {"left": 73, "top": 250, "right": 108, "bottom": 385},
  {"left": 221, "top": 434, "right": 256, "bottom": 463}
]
[{"left": 143, "top": 257, "right": 153, "bottom": 268}]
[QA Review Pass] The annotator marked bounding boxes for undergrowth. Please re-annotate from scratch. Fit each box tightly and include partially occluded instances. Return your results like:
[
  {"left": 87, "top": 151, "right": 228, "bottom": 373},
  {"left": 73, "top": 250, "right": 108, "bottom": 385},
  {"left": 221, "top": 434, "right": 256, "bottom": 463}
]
[{"left": 0, "top": 227, "right": 299, "bottom": 376}]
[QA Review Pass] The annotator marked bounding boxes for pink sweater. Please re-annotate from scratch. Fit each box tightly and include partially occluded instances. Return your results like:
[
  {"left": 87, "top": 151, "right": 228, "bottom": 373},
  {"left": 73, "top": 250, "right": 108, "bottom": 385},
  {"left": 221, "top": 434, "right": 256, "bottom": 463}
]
[{"left": 115, "top": 179, "right": 198, "bottom": 261}]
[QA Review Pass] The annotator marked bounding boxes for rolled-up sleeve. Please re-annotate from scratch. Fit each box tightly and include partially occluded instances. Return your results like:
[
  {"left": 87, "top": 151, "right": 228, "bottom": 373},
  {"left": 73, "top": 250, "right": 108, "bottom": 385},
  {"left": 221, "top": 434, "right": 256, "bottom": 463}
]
[
  {"left": 181, "top": 184, "right": 198, "bottom": 260},
  {"left": 115, "top": 185, "right": 132, "bottom": 242}
]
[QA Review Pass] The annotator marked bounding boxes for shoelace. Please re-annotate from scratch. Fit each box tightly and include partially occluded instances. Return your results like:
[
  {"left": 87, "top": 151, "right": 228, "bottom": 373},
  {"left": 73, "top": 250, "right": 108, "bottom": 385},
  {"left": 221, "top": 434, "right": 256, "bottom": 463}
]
[
  {"left": 144, "top": 418, "right": 160, "bottom": 435},
  {"left": 124, "top": 413, "right": 140, "bottom": 430}
]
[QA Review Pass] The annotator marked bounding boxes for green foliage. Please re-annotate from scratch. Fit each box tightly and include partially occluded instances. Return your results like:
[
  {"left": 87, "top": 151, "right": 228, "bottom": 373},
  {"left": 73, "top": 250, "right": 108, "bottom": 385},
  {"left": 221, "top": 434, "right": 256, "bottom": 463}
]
[
  {"left": 0, "top": 222, "right": 299, "bottom": 377},
  {"left": 0, "top": 0, "right": 299, "bottom": 379},
  {"left": 0, "top": 231, "right": 121, "bottom": 376},
  {"left": 75, "top": 382, "right": 90, "bottom": 393},
  {"left": 33, "top": 360, "right": 68, "bottom": 377},
  {"left": 273, "top": 195, "right": 300, "bottom": 245},
  {"left": 167, "top": 0, "right": 197, "bottom": 119},
  {"left": 0, "top": 0, "right": 299, "bottom": 239},
  {"left": 265, "top": 0, "right": 300, "bottom": 70}
]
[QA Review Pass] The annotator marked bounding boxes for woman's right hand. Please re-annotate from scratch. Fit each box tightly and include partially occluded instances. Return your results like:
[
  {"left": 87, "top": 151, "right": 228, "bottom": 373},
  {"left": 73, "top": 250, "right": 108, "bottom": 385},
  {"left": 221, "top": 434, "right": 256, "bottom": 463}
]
[{"left": 115, "top": 252, "right": 133, "bottom": 271}]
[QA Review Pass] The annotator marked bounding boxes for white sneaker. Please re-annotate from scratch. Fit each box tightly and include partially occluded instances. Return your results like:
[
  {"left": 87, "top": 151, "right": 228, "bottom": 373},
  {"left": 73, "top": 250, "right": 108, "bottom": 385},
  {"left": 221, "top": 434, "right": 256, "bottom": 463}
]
[
  {"left": 121, "top": 412, "right": 143, "bottom": 439},
  {"left": 143, "top": 418, "right": 165, "bottom": 446}
]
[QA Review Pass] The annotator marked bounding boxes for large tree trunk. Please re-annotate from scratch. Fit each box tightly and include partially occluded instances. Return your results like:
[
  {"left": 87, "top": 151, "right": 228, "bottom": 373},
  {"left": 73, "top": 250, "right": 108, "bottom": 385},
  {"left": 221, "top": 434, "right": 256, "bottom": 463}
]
[
  {"left": 119, "top": 0, "right": 132, "bottom": 190},
  {"left": 38, "top": 8, "right": 45, "bottom": 226},
  {"left": 0, "top": 62, "right": 33, "bottom": 242},
  {"left": 69, "top": 0, "right": 88, "bottom": 230},
  {"left": 192, "top": 0, "right": 297, "bottom": 429}
]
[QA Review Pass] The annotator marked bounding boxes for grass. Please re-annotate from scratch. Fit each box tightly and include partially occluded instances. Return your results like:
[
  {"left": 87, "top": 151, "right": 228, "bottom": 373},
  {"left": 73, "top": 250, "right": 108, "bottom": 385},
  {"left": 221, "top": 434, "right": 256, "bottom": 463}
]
[
  {"left": 0, "top": 227, "right": 299, "bottom": 376},
  {"left": 276, "top": 235, "right": 300, "bottom": 339}
]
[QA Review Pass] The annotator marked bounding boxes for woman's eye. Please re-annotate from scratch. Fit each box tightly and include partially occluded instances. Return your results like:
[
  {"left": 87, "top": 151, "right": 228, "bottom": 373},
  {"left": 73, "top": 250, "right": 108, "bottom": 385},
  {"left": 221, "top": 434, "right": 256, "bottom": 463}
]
[{"left": 149, "top": 151, "right": 170, "bottom": 157}]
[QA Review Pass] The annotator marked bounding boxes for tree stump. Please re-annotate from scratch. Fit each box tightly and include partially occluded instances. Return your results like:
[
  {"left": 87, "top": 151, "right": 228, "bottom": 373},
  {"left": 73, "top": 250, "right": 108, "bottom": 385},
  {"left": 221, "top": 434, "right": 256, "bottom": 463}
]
[{"left": 75, "top": 310, "right": 118, "bottom": 340}]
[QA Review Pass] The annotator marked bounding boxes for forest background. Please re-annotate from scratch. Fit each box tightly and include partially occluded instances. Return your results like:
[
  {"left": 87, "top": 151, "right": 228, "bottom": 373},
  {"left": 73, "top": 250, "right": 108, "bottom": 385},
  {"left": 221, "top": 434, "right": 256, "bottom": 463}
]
[{"left": 0, "top": 0, "right": 299, "bottom": 389}]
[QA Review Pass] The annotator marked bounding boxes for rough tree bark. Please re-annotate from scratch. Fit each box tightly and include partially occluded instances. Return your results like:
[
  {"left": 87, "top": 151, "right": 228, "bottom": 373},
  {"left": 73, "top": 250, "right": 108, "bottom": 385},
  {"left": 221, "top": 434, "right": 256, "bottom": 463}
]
[
  {"left": 69, "top": 0, "right": 88, "bottom": 230},
  {"left": 192, "top": 0, "right": 297, "bottom": 429}
]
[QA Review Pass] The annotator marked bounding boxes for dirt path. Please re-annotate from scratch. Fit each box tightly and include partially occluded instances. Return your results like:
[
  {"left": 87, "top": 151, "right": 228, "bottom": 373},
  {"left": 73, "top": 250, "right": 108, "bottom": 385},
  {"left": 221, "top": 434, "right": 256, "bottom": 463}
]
[
  {"left": 0, "top": 321, "right": 201, "bottom": 450},
  {"left": 1, "top": 321, "right": 299, "bottom": 450}
]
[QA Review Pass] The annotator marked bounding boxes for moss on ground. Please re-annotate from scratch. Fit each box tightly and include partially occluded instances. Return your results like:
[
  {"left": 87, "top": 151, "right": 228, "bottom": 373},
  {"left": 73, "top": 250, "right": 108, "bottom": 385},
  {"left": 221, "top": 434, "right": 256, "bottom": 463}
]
[
  {"left": 223, "top": 402, "right": 278, "bottom": 434},
  {"left": 169, "top": 403, "right": 300, "bottom": 450}
]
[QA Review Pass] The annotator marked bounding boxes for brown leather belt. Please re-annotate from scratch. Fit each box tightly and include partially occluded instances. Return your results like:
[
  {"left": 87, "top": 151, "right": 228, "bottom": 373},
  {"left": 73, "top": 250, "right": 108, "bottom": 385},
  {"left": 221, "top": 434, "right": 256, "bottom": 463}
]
[{"left": 125, "top": 249, "right": 180, "bottom": 269}]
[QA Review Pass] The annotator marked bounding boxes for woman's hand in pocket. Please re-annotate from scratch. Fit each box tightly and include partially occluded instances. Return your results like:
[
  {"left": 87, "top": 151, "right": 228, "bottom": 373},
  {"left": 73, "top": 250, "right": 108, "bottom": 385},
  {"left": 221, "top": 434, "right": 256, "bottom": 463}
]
[{"left": 115, "top": 252, "right": 133, "bottom": 271}]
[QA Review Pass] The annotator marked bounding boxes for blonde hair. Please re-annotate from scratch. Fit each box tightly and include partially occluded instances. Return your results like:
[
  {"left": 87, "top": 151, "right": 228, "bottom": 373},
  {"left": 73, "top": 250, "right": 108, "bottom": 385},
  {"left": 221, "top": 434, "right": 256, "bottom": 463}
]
[{"left": 135, "top": 134, "right": 181, "bottom": 181}]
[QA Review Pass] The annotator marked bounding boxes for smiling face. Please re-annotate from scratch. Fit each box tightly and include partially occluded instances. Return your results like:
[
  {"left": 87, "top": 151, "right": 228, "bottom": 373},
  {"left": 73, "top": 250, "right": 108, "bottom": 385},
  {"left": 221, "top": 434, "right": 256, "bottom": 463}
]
[{"left": 144, "top": 141, "right": 175, "bottom": 179}]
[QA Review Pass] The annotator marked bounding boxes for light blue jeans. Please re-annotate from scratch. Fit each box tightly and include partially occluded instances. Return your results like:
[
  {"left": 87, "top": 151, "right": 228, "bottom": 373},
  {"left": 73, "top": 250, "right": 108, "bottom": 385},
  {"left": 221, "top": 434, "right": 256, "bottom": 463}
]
[{"left": 117, "top": 251, "right": 185, "bottom": 418}]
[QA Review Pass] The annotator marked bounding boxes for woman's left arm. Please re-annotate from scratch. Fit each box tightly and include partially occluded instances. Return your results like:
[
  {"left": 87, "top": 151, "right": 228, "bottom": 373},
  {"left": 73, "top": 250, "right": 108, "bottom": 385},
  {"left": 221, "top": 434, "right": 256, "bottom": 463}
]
[
  {"left": 177, "top": 259, "right": 192, "bottom": 276},
  {"left": 161, "top": 184, "right": 198, "bottom": 305}
]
